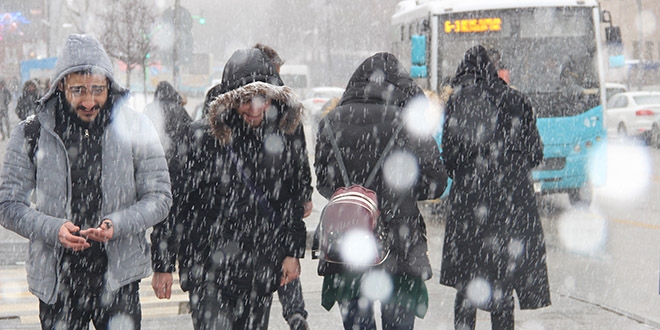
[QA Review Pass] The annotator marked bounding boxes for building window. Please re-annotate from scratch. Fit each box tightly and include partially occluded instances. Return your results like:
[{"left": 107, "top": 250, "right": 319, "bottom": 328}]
[
  {"left": 632, "top": 41, "right": 641, "bottom": 60},
  {"left": 645, "top": 41, "right": 654, "bottom": 61}
]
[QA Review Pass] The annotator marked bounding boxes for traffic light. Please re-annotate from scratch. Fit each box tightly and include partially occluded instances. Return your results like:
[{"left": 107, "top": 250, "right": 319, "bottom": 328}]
[{"left": 192, "top": 15, "right": 205, "bottom": 25}]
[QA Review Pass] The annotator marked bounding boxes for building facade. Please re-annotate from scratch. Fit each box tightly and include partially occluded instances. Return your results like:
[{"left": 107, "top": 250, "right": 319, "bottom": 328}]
[{"left": 600, "top": 0, "right": 660, "bottom": 87}]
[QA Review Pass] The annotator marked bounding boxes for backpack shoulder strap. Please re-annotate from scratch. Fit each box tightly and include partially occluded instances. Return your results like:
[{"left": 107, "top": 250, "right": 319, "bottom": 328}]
[
  {"left": 364, "top": 119, "right": 404, "bottom": 188},
  {"left": 321, "top": 116, "right": 351, "bottom": 187},
  {"left": 322, "top": 115, "right": 405, "bottom": 189},
  {"left": 23, "top": 115, "right": 41, "bottom": 163}
]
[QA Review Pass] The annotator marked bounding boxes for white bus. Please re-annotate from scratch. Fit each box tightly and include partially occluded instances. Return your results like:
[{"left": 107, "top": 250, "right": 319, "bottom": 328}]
[{"left": 392, "top": 0, "right": 613, "bottom": 205}]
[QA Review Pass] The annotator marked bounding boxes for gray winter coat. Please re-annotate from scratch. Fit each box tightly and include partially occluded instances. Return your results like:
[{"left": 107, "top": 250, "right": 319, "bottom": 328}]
[{"left": 0, "top": 34, "right": 172, "bottom": 304}]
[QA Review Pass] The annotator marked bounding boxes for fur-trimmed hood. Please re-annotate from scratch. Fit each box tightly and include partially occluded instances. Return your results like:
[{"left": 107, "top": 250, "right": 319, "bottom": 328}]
[
  {"left": 208, "top": 81, "right": 303, "bottom": 145},
  {"left": 206, "top": 48, "right": 303, "bottom": 145}
]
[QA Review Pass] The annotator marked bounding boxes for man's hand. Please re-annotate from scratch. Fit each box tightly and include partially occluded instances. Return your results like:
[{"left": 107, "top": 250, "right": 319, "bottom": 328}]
[
  {"left": 80, "top": 219, "right": 114, "bottom": 243},
  {"left": 303, "top": 201, "right": 313, "bottom": 218},
  {"left": 152, "top": 272, "right": 173, "bottom": 299},
  {"left": 59, "top": 221, "right": 90, "bottom": 251},
  {"left": 280, "top": 256, "right": 301, "bottom": 286}
]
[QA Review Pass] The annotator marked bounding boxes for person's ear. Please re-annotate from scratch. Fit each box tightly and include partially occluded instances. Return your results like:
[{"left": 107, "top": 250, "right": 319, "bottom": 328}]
[{"left": 57, "top": 81, "right": 65, "bottom": 92}]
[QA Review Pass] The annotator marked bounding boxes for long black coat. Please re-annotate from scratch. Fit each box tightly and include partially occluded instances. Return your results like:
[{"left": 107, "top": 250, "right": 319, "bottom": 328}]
[
  {"left": 151, "top": 49, "right": 311, "bottom": 298},
  {"left": 315, "top": 52, "right": 448, "bottom": 279},
  {"left": 144, "top": 80, "right": 192, "bottom": 177},
  {"left": 440, "top": 45, "right": 551, "bottom": 310}
]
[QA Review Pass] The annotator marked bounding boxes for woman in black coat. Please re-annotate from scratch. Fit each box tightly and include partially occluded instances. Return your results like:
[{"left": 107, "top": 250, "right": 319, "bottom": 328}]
[
  {"left": 151, "top": 48, "right": 312, "bottom": 330},
  {"left": 315, "top": 52, "right": 448, "bottom": 330},
  {"left": 440, "top": 45, "right": 551, "bottom": 330}
]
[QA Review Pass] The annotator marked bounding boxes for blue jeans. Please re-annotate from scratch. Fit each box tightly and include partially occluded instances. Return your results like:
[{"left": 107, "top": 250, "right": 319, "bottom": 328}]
[{"left": 338, "top": 297, "right": 415, "bottom": 330}]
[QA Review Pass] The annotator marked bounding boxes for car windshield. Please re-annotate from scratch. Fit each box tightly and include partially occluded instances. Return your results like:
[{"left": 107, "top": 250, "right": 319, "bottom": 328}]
[{"left": 633, "top": 95, "right": 660, "bottom": 105}]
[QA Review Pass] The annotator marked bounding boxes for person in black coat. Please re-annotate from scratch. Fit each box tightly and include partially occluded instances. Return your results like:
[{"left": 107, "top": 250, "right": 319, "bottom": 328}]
[
  {"left": 143, "top": 80, "right": 192, "bottom": 176},
  {"left": 440, "top": 45, "right": 551, "bottom": 330},
  {"left": 15, "top": 79, "right": 41, "bottom": 121},
  {"left": 314, "top": 52, "right": 448, "bottom": 330},
  {"left": 150, "top": 48, "right": 312, "bottom": 330}
]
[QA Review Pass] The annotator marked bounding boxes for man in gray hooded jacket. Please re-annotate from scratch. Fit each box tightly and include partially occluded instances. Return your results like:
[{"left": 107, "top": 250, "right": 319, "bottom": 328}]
[{"left": 0, "top": 34, "right": 172, "bottom": 330}]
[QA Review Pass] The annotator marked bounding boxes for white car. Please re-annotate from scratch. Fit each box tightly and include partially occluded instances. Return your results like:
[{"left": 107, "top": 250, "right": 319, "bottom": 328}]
[
  {"left": 605, "top": 82, "right": 628, "bottom": 102},
  {"left": 301, "top": 87, "right": 345, "bottom": 122},
  {"left": 606, "top": 91, "right": 660, "bottom": 146}
]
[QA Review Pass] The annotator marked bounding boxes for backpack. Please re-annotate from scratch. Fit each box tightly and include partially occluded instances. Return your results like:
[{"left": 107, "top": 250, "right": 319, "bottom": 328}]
[
  {"left": 313, "top": 116, "right": 403, "bottom": 272},
  {"left": 445, "top": 86, "right": 502, "bottom": 158}
]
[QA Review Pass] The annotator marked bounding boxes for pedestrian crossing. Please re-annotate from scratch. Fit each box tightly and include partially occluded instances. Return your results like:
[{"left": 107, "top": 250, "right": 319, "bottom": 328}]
[{"left": 0, "top": 265, "right": 190, "bottom": 327}]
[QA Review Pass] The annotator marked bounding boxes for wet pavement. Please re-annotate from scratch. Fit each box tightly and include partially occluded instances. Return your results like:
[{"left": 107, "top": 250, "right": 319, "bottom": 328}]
[{"left": 1, "top": 203, "right": 658, "bottom": 330}]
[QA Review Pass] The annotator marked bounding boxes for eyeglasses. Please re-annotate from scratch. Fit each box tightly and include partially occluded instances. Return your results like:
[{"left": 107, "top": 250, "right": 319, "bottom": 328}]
[{"left": 67, "top": 85, "right": 107, "bottom": 97}]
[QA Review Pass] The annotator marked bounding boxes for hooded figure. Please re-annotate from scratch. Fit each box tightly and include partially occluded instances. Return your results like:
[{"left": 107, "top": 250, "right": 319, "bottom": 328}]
[
  {"left": 144, "top": 80, "right": 192, "bottom": 173},
  {"left": 314, "top": 52, "right": 448, "bottom": 329},
  {"left": 150, "top": 48, "right": 312, "bottom": 330},
  {"left": 15, "top": 79, "right": 41, "bottom": 120},
  {"left": 0, "top": 79, "right": 11, "bottom": 139},
  {"left": 440, "top": 45, "right": 550, "bottom": 330},
  {"left": 0, "top": 34, "right": 172, "bottom": 328}
]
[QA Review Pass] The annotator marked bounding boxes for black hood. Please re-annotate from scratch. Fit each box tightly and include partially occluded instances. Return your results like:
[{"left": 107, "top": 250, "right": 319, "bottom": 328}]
[
  {"left": 217, "top": 48, "right": 283, "bottom": 94},
  {"left": 451, "top": 45, "right": 500, "bottom": 87},
  {"left": 207, "top": 48, "right": 302, "bottom": 145},
  {"left": 154, "top": 81, "right": 182, "bottom": 105},
  {"left": 339, "top": 52, "right": 424, "bottom": 108}
]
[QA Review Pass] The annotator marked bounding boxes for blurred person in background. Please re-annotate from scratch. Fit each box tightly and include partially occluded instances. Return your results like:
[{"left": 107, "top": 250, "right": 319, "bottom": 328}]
[
  {"left": 15, "top": 79, "right": 42, "bottom": 121},
  {"left": 0, "top": 79, "right": 12, "bottom": 140},
  {"left": 143, "top": 80, "right": 192, "bottom": 174}
]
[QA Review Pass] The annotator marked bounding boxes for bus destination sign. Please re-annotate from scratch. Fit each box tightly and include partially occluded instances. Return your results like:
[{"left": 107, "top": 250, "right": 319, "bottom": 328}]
[{"left": 444, "top": 18, "right": 502, "bottom": 33}]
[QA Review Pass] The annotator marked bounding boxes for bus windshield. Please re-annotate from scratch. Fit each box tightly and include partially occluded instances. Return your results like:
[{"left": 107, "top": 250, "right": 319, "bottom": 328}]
[{"left": 437, "top": 6, "right": 599, "bottom": 118}]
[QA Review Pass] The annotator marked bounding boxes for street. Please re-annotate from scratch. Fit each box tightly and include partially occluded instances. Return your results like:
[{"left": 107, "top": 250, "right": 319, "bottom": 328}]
[{"left": 1, "top": 99, "right": 660, "bottom": 329}]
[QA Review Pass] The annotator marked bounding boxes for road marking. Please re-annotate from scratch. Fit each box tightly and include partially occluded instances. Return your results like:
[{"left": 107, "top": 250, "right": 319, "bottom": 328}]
[{"left": 611, "top": 218, "right": 660, "bottom": 230}]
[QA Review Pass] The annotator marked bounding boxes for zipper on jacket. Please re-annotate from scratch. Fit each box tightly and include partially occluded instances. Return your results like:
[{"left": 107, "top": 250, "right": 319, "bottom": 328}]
[{"left": 84, "top": 129, "right": 89, "bottom": 138}]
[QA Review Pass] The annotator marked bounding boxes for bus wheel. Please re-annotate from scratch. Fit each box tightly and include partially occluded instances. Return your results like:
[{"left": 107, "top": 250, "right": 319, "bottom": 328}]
[{"left": 568, "top": 186, "right": 592, "bottom": 206}]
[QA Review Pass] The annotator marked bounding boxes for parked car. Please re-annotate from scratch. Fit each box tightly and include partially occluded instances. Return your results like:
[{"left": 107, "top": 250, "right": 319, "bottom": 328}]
[
  {"left": 280, "top": 64, "right": 312, "bottom": 98},
  {"left": 302, "top": 86, "right": 345, "bottom": 122},
  {"left": 606, "top": 91, "right": 660, "bottom": 146},
  {"left": 605, "top": 82, "right": 628, "bottom": 102}
]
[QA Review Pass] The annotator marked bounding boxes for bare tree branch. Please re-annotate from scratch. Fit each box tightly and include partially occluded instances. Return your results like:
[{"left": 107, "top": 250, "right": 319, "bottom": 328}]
[{"left": 99, "top": 0, "right": 157, "bottom": 89}]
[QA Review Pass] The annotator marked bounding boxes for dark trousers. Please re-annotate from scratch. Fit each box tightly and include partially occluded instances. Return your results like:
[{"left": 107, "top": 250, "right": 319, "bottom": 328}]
[
  {"left": 39, "top": 281, "right": 141, "bottom": 330},
  {"left": 189, "top": 282, "right": 274, "bottom": 330},
  {"left": 277, "top": 278, "right": 308, "bottom": 322},
  {"left": 454, "top": 291, "right": 514, "bottom": 330},
  {"left": 338, "top": 297, "right": 415, "bottom": 330}
]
